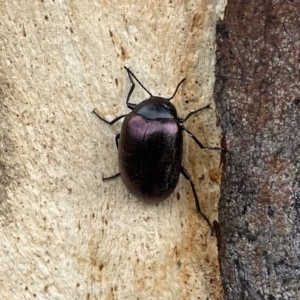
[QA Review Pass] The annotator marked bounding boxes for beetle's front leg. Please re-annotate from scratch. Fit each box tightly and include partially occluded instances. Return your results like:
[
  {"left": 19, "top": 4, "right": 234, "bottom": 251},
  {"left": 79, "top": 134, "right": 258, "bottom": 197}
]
[
  {"left": 92, "top": 109, "right": 126, "bottom": 125},
  {"left": 124, "top": 67, "right": 137, "bottom": 110},
  {"left": 181, "top": 125, "right": 224, "bottom": 151}
]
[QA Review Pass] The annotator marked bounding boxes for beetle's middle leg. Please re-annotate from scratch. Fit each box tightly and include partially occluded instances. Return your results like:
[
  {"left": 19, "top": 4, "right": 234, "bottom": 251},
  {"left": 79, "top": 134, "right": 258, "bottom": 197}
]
[
  {"left": 92, "top": 110, "right": 121, "bottom": 180},
  {"left": 178, "top": 104, "right": 211, "bottom": 123},
  {"left": 115, "top": 133, "right": 120, "bottom": 148},
  {"left": 103, "top": 173, "right": 120, "bottom": 181},
  {"left": 180, "top": 166, "right": 213, "bottom": 235},
  {"left": 102, "top": 133, "right": 120, "bottom": 181}
]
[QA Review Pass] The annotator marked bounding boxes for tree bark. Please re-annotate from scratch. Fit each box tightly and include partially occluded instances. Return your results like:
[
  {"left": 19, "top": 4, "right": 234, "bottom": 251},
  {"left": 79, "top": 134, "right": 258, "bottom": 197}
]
[{"left": 215, "top": 1, "right": 300, "bottom": 299}]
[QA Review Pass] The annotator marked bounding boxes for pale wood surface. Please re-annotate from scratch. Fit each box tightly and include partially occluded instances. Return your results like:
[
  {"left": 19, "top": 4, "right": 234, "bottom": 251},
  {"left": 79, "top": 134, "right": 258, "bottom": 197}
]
[{"left": 0, "top": 1, "right": 226, "bottom": 299}]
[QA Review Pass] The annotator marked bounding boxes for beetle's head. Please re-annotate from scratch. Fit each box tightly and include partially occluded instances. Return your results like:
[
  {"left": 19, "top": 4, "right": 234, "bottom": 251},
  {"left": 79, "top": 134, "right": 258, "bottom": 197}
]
[
  {"left": 133, "top": 77, "right": 185, "bottom": 120},
  {"left": 134, "top": 97, "right": 178, "bottom": 119}
]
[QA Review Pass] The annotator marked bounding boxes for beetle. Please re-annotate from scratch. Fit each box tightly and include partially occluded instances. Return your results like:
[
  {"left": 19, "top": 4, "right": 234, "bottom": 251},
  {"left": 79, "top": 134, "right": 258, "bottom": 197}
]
[{"left": 92, "top": 67, "right": 223, "bottom": 233}]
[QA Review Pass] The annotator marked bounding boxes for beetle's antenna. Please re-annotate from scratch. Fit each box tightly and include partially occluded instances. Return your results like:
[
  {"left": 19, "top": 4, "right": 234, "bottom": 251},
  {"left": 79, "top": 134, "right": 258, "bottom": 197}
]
[
  {"left": 167, "top": 78, "right": 186, "bottom": 101},
  {"left": 124, "top": 66, "right": 153, "bottom": 97}
]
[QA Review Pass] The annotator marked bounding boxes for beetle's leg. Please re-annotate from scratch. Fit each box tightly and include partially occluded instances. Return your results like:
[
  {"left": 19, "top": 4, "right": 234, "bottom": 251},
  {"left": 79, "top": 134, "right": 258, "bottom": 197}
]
[
  {"left": 102, "top": 134, "right": 121, "bottom": 180},
  {"left": 115, "top": 133, "right": 120, "bottom": 148},
  {"left": 92, "top": 109, "right": 126, "bottom": 125},
  {"left": 103, "top": 173, "right": 120, "bottom": 181},
  {"left": 181, "top": 125, "right": 224, "bottom": 151},
  {"left": 180, "top": 166, "right": 213, "bottom": 235},
  {"left": 124, "top": 67, "right": 137, "bottom": 110},
  {"left": 178, "top": 104, "right": 211, "bottom": 123},
  {"left": 124, "top": 67, "right": 153, "bottom": 108},
  {"left": 166, "top": 78, "right": 186, "bottom": 101},
  {"left": 93, "top": 117, "right": 121, "bottom": 180}
]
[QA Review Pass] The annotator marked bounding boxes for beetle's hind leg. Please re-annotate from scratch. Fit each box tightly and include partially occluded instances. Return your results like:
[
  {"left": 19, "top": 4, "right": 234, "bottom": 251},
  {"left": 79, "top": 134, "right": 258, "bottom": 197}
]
[{"left": 180, "top": 166, "right": 214, "bottom": 235}]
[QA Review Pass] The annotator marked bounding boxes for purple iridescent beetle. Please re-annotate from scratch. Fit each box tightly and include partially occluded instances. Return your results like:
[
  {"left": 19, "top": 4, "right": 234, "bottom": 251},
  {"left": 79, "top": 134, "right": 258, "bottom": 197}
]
[{"left": 93, "top": 67, "right": 223, "bottom": 233}]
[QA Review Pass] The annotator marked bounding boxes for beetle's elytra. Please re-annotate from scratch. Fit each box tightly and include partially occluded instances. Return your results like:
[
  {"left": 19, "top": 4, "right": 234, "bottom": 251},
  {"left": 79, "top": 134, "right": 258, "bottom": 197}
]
[{"left": 93, "top": 67, "right": 223, "bottom": 234}]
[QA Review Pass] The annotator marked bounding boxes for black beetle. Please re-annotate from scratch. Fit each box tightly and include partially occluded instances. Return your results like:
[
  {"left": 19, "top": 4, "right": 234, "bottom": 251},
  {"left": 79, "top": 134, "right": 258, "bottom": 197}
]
[{"left": 93, "top": 67, "right": 222, "bottom": 233}]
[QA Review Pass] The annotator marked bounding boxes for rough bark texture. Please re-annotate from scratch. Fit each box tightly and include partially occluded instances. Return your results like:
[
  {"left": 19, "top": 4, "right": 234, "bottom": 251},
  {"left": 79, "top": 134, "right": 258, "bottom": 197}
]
[
  {"left": 0, "top": 1, "right": 226, "bottom": 299},
  {"left": 215, "top": 1, "right": 300, "bottom": 299}
]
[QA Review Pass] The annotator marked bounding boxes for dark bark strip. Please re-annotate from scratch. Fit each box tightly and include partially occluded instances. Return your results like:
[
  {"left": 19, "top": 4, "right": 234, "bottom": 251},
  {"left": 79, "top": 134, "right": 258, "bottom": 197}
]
[{"left": 214, "top": 1, "right": 300, "bottom": 299}]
